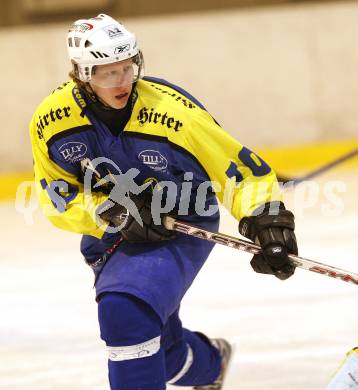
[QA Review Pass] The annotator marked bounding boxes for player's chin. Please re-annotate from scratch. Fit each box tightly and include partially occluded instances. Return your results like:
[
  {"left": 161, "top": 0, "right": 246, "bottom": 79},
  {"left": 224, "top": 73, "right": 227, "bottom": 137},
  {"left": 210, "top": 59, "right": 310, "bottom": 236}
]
[{"left": 110, "top": 93, "right": 130, "bottom": 109}]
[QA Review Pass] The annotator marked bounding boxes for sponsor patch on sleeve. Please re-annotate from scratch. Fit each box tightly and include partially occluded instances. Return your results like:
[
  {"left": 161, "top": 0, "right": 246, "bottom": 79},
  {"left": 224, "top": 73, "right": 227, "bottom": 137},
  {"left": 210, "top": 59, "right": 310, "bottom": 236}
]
[{"left": 58, "top": 141, "right": 88, "bottom": 163}]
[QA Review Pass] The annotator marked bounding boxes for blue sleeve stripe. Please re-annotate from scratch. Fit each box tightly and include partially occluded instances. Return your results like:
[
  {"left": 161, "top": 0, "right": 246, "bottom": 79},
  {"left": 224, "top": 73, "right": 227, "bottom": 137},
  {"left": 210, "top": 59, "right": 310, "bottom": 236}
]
[{"left": 143, "top": 76, "right": 207, "bottom": 111}]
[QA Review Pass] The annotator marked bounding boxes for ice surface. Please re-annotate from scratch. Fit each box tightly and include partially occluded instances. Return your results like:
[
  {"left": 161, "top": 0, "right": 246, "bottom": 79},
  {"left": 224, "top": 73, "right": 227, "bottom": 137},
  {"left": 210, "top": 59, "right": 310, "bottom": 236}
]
[{"left": 1, "top": 172, "right": 357, "bottom": 389}]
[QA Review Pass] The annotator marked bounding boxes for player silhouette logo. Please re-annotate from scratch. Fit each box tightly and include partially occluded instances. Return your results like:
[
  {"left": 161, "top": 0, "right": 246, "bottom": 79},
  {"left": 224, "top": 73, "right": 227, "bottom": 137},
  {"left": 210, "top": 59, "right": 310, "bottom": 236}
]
[
  {"left": 83, "top": 157, "right": 151, "bottom": 232},
  {"left": 95, "top": 169, "right": 151, "bottom": 228}
]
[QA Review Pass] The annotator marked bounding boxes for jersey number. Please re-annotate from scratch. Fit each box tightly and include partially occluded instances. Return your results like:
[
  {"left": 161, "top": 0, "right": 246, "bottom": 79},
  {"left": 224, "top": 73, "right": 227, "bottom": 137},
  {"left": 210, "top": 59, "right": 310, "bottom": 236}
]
[{"left": 225, "top": 146, "right": 271, "bottom": 183}]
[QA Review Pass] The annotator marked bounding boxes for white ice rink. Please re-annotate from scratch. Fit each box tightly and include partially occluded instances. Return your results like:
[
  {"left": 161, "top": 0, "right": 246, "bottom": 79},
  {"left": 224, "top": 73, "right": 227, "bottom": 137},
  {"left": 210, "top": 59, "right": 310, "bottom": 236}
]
[{"left": 1, "top": 172, "right": 357, "bottom": 390}]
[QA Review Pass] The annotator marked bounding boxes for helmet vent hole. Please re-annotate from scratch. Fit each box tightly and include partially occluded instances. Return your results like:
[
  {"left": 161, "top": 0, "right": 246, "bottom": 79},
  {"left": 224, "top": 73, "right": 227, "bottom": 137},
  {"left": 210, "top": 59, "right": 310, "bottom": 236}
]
[
  {"left": 74, "top": 37, "right": 81, "bottom": 47},
  {"left": 85, "top": 40, "right": 92, "bottom": 48},
  {"left": 68, "top": 38, "right": 73, "bottom": 47}
]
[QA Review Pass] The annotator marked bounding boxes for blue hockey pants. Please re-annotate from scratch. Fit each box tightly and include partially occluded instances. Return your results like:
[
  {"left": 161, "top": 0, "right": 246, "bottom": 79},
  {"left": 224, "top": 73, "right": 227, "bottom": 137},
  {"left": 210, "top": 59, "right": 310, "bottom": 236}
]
[{"left": 98, "top": 292, "right": 221, "bottom": 390}]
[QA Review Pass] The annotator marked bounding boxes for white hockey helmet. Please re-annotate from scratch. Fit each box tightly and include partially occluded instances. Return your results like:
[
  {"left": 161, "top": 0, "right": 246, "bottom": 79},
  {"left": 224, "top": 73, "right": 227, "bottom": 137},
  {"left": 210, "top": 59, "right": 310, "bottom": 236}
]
[{"left": 67, "top": 14, "right": 144, "bottom": 88}]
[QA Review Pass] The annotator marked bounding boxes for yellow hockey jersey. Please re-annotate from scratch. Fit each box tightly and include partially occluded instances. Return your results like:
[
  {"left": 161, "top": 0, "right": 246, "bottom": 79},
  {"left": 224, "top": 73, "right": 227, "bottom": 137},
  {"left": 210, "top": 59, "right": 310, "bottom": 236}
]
[{"left": 29, "top": 76, "right": 281, "bottom": 238}]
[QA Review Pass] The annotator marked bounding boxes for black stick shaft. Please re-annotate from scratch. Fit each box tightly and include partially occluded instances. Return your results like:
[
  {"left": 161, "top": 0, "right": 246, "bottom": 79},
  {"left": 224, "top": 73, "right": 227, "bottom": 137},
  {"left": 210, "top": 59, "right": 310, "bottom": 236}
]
[{"left": 277, "top": 148, "right": 358, "bottom": 185}]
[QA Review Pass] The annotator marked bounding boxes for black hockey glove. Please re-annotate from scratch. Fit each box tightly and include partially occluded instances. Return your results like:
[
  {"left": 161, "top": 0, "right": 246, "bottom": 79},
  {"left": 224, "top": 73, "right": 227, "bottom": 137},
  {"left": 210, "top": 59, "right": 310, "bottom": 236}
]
[
  {"left": 239, "top": 203, "right": 298, "bottom": 280},
  {"left": 97, "top": 189, "right": 176, "bottom": 243}
]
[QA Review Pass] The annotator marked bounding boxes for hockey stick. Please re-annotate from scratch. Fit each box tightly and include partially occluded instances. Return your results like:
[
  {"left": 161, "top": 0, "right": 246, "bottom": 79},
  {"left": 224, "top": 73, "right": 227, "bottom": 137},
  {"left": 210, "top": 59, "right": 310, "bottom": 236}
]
[
  {"left": 164, "top": 216, "right": 358, "bottom": 286},
  {"left": 276, "top": 148, "right": 358, "bottom": 186}
]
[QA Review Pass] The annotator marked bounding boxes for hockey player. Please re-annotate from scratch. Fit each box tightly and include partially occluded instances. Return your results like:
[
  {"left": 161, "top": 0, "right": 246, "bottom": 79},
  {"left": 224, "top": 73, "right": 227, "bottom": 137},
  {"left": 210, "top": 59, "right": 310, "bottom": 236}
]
[{"left": 29, "top": 14, "right": 299, "bottom": 390}]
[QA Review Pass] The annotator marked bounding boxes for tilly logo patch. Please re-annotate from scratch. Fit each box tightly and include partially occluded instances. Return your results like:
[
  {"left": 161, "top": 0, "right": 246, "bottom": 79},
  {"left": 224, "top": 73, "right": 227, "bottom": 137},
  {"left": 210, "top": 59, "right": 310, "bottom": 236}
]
[
  {"left": 59, "top": 142, "right": 87, "bottom": 163},
  {"left": 138, "top": 150, "right": 168, "bottom": 171}
]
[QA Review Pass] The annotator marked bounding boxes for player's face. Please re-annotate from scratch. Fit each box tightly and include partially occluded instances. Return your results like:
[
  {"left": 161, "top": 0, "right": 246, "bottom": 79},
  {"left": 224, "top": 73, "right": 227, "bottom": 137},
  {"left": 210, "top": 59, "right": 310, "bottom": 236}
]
[{"left": 89, "top": 59, "right": 134, "bottom": 109}]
